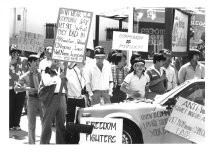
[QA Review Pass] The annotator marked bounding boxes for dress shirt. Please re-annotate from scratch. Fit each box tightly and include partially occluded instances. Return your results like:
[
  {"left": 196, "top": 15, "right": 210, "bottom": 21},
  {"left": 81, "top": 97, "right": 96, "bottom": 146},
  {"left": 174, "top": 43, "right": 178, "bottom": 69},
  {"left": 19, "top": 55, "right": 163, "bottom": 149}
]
[
  {"left": 178, "top": 62, "right": 205, "bottom": 84},
  {"left": 86, "top": 61, "right": 113, "bottom": 96},
  {"left": 164, "top": 65, "right": 177, "bottom": 91},
  {"left": 66, "top": 66, "right": 85, "bottom": 98}
]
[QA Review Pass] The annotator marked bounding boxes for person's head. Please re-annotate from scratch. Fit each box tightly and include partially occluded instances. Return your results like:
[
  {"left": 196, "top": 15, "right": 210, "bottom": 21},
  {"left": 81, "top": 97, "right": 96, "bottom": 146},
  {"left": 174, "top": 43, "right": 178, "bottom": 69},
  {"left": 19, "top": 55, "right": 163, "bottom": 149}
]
[
  {"left": 75, "top": 61, "right": 86, "bottom": 70},
  {"left": 112, "top": 53, "right": 127, "bottom": 68},
  {"left": 130, "top": 52, "right": 142, "bottom": 66},
  {"left": 132, "top": 58, "right": 145, "bottom": 74},
  {"left": 44, "top": 46, "right": 52, "bottom": 59},
  {"left": 10, "top": 44, "right": 21, "bottom": 59},
  {"left": 153, "top": 53, "right": 166, "bottom": 67},
  {"left": 94, "top": 46, "right": 106, "bottom": 66},
  {"left": 159, "top": 49, "right": 172, "bottom": 67},
  {"left": 107, "top": 49, "right": 118, "bottom": 64},
  {"left": 188, "top": 49, "right": 201, "bottom": 62},
  {"left": 28, "top": 54, "right": 40, "bottom": 69}
]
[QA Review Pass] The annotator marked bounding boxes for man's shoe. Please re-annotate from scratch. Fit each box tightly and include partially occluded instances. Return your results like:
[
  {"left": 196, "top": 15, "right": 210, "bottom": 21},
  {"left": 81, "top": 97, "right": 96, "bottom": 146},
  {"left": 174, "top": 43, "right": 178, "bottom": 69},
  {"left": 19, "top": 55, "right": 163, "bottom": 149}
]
[{"left": 13, "top": 126, "right": 21, "bottom": 131}]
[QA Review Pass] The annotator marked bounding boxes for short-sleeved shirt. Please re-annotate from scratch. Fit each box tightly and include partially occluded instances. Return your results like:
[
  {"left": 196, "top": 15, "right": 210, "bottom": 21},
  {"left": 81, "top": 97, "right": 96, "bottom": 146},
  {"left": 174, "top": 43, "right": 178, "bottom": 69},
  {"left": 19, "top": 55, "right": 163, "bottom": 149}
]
[
  {"left": 146, "top": 65, "right": 166, "bottom": 94},
  {"left": 178, "top": 62, "right": 205, "bottom": 84},
  {"left": 9, "top": 57, "right": 28, "bottom": 89},
  {"left": 111, "top": 65, "right": 129, "bottom": 85},
  {"left": 123, "top": 72, "right": 150, "bottom": 98},
  {"left": 164, "top": 65, "right": 177, "bottom": 91}
]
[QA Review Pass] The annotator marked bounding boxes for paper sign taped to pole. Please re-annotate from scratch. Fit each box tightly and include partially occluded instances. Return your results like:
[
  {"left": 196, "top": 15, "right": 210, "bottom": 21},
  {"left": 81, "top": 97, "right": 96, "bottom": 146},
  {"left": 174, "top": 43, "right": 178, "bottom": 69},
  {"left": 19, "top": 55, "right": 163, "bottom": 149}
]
[
  {"left": 79, "top": 117, "right": 123, "bottom": 144},
  {"left": 52, "top": 8, "right": 93, "bottom": 62},
  {"left": 112, "top": 31, "right": 149, "bottom": 52},
  {"left": 165, "top": 97, "right": 205, "bottom": 143}
]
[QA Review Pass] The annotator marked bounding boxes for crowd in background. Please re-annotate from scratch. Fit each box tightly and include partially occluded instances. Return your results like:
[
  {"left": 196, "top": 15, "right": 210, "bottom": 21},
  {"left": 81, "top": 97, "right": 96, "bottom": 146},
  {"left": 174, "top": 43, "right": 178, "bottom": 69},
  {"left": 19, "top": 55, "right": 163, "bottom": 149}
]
[{"left": 9, "top": 42, "right": 205, "bottom": 144}]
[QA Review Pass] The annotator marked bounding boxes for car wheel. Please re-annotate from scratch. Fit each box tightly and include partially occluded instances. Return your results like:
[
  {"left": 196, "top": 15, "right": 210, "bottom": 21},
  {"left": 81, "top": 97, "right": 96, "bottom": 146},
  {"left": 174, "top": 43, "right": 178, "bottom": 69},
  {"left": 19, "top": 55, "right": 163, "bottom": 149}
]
[{"left": 122, "top": 123, "right": 143, "bottom": 144}]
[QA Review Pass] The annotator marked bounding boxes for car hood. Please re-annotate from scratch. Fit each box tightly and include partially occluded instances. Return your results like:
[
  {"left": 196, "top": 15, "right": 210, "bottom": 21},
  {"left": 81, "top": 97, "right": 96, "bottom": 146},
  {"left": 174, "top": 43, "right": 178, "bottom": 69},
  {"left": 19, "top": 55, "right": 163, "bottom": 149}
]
[{"left": 78, "top": 100, "right": 159, "bottom": 118}]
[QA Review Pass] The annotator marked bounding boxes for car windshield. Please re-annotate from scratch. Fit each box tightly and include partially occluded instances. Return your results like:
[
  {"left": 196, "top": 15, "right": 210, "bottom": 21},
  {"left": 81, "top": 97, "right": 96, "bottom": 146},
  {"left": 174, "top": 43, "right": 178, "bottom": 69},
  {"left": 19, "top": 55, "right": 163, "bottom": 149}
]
[{"left": 153, "top": 80, "right": 191, "bottom": 104}]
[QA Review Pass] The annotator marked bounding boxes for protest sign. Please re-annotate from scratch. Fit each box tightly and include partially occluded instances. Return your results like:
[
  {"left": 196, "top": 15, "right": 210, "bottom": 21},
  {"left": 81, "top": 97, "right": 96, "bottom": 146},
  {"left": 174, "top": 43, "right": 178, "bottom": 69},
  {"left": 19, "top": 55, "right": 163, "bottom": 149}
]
[
  {"left": 79, "top": 117, "right": 123, "bottom": 144},
  {"left": 17, "top": 31, "right": 44, "bottom": 53},
  {"left": 52, "top": 8, "right": 93, "bottom": 62},
  {"left": 112, "top": 31, "right": 149, "bottom": 52},
  {"left": 165, "top": 97, "right": 205, "bottom": 143}
]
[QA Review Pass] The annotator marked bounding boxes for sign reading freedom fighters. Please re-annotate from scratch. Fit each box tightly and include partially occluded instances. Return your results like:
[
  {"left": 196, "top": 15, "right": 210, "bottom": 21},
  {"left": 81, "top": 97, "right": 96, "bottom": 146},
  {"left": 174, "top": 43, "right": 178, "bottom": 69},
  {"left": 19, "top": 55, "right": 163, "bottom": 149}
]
[
  {"left": 165, "top": 97, "right": 205, "bottom": 143},
  {"left": 112, "top": 31, "right": 149, "bottom": 52},
  {"left": 17, "top": 31, "right": 44, "bottom": 53},
  {"left": 52, "top": 8, "right": 93, "bottom": 62},
  {"left": 79, "top": 117, "right": 123, "bottom": 144}
]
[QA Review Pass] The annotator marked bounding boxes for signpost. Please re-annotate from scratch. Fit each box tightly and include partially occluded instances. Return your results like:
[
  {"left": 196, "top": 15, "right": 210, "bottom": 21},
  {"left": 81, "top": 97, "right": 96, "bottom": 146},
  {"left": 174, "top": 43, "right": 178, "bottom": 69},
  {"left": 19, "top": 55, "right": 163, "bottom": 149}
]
[
  {"left": 165, "top": 97, "right": 205, "bottom": 143},
  {"left": 17, "top": 31, "right": 44, "bottom": 53},
  {"left": 112, "top": 31, "right": 149, "bottom": 52},
  {"left": 52, "top": 8, "right": 93, "bottom": 63},
  {"left": 79, "top": 117, "right": 123, "bottom": 144}
]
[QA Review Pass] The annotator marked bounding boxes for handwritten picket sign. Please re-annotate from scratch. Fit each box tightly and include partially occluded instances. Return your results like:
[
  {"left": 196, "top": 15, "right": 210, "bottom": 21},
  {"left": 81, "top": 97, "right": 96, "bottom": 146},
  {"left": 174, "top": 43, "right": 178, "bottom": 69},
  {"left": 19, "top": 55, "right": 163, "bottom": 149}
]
[
  {"left": 79, "top": 117, "right": 123, "bottom": 144},
  {"left": 165, "top": 97, "right": 205, "bottom": 143},
  {"left": 52, "top": 8, "right": 93, "bottom": 62},
  {"left": 17, "top": 31, "right": 44, "bottom": 53},
  {"left": 112, "top": 31, "right": 149, "bottom": 52}
]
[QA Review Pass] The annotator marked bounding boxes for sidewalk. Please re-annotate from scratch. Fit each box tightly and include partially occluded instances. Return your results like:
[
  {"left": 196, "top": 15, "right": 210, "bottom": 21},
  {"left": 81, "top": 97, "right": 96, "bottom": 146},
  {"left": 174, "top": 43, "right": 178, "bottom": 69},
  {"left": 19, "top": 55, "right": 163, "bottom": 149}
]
[{"left": 9, "top": 114, "right": 55, "bottom": 144}]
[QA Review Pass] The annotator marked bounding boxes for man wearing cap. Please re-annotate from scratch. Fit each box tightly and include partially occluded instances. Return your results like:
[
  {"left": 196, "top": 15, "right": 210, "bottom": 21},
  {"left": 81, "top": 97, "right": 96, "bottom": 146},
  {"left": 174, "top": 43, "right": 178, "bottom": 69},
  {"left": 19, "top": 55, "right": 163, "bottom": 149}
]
[
  {"left": 14, "top": 55, "right": 42, "bottom": 144},
  {"left": 178, "top": 49, "right": 205, "bottom": 84},
  {"left": 86, "top": 46, "right": 113, "bottom": 105},
  {"left": 121, "top": 58, "right": 150, "bottom": 99},
  {"left": 160, "top": 49, "right": 177, "bottom": 91},
  {"left": 9, "top": 44, "right": 28, "bottom": 131}
]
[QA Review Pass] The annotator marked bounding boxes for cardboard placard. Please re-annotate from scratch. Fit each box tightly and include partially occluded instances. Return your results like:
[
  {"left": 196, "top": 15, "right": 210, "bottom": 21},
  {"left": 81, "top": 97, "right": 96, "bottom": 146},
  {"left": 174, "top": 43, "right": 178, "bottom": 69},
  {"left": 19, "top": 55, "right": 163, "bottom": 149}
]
[
  {"left": 165, "top": 97, "right": 205, "bottom": 143},
  {"left": 17, "top": 31, "right": 44, "bottom": 53},
  {"left": 79, "top": 117, "right": 123, "bottom": 144},
  {"left": 52, "top": 8, "right": 93, "bottom": 62},
  {"left": 112, "top": 31, "right": 149, "bottom": 52}
]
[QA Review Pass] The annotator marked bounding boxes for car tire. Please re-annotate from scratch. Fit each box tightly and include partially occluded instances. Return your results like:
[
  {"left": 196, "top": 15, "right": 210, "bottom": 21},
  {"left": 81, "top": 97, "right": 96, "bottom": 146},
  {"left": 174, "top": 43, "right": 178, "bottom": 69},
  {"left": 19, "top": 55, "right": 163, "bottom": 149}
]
[{"left": 122, "top": 123, "right": 143, "bottom": 144}]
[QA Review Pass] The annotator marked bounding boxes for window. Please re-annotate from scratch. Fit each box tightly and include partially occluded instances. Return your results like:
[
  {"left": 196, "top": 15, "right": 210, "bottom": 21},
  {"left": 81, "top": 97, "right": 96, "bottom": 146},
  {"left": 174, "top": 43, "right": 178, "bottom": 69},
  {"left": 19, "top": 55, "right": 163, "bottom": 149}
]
[
  {"left": 46, "top": 23, "right": 56, "bottom": 39},
  {"left": 177, "top": 83, "right": 205, "bottom": 105}
]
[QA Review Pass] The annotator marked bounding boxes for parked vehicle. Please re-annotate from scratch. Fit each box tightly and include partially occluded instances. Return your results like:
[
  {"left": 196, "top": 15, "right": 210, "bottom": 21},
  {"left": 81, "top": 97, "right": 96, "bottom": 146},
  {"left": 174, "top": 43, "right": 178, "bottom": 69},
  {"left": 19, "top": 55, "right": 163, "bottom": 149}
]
[{"left": 77, "top": 79, "right": 205, "bottom": 144}]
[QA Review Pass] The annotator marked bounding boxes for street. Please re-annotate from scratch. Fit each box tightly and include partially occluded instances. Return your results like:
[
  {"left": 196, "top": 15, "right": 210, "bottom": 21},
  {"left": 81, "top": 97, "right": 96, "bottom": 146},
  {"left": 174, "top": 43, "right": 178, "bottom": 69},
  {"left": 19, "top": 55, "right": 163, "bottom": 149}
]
[{"left": 9, "top": 114, "right": 56, "bottom": 144}]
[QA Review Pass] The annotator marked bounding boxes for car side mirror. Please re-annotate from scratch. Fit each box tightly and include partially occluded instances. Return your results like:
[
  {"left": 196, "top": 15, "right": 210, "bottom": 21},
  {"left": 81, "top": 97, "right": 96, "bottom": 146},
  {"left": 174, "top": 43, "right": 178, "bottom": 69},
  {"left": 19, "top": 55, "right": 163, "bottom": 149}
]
[{"left": 166, "top": 97, "right": 177, "bottom": 110}]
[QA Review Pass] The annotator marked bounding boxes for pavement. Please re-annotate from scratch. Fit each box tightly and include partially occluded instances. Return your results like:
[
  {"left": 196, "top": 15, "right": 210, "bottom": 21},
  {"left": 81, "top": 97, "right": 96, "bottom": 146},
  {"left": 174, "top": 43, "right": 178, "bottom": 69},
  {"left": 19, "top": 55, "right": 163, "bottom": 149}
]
[{"left": 9, "top": 114, "right": 56, "bottom": 144}]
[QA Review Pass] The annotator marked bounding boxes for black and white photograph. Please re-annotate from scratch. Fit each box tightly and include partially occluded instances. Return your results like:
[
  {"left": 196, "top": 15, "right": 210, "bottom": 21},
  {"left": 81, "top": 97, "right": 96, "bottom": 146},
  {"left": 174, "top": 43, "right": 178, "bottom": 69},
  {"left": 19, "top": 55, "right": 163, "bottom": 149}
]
[{"left": 2, "top": 0, "right": 209, "bottom": 167}]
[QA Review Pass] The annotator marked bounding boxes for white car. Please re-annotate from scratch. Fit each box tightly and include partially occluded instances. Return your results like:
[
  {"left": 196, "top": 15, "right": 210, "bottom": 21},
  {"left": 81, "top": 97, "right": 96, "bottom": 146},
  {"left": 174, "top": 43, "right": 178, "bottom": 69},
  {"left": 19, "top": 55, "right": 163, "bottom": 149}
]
[{"left": 77, "top": 79, "right": 205, "bottom": 144}]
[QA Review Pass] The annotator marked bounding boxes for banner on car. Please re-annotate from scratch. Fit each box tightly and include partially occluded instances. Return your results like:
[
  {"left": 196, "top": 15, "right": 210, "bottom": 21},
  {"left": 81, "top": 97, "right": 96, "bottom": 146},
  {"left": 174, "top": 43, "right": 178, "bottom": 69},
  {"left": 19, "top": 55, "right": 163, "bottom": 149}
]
[
  {"left": 79, "top": 117, "right": 123, "bottom": 144},
  {"left": 165, "top": 97, "right": 205, "bottom": 143},
  {"left": 52, "top": 8, "right": 93, "bottom": 62},
  {"left": 112, "top": 31, "right": 149, "bottom": 52}
]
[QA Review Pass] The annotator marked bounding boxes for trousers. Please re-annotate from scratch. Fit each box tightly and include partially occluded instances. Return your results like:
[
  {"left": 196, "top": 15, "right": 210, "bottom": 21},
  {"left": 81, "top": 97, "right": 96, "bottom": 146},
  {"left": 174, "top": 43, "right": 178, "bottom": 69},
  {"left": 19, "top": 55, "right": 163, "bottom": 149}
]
[
  {"left": 9, "top": 89, "right": 26, "bottom": 128},
  {"left": 27, "top": 97, "right": 43, "bottom": 144},
  {"left": 91, "top": 90, "right": 111, "bottom": 106},
  {"left": 40, "top": 94, "right": 66, "bottom": 144}
]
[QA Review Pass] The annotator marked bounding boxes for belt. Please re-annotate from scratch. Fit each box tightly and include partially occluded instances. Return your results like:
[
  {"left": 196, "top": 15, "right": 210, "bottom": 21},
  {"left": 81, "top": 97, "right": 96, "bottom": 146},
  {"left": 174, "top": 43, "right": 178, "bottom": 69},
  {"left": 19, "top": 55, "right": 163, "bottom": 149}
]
[
  {"left": 54, "top": 93, "right": 66, "bottom": 95},
  {"left": 68, "top": 96, "right": 83, "bottom": 99}
]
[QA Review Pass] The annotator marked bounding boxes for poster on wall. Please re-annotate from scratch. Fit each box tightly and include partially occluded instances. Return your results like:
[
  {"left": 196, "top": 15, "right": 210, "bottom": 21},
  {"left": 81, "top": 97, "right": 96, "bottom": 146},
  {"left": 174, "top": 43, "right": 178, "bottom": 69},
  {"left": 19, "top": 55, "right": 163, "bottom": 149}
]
[
  {"left": 17, "top": 31, "right": 44, "bottom": 53},
  {"left": 165, "top": 97, "right": 205, "bottom": 143},
  {"left": 112, "top": 31, "right": 149, "bottom": 52},
  {"left": 52, "top": 8, "right": 93, "bottom": 62},
  {"left": 79, "top": 117, "right": 123, "bottom": 144},
  {"left": 172, "top": 9, "right": 189, "bottom": 52}
]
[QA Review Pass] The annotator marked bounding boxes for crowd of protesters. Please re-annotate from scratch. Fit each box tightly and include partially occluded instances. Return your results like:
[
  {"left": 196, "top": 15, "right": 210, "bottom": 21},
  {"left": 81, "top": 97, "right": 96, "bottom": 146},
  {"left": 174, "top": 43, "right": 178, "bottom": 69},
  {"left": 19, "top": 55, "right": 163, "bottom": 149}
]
[{"left": 9, "top": 43, "right": 205, "bottom": 144}]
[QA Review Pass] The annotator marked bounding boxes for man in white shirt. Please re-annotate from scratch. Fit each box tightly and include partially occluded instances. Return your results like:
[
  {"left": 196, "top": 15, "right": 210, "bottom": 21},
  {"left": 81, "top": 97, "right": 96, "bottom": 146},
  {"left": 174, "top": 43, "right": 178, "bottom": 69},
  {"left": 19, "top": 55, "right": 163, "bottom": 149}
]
[
  {"left": 86, "top": 46, "right": 113, "bottom": 105},
  {"left": 160, "top": 49, "right": 177, "bottom": 91},
  {"left": 40, "top": 61, "right": 66, "bottom": 144}
]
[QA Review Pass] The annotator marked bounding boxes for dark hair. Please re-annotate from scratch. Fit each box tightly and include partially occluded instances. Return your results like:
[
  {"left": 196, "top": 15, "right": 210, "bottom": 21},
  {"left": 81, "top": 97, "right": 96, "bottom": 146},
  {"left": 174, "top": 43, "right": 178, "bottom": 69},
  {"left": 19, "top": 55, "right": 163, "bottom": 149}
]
[
  {"left": 130, "top": 52, "right": 141, "bottom": 65},
  {"left": 188, "top": 49, "right": 201, "bottom": 61},
  {"left": 112, "top": 53, "right": 126, "bottom": 65},
  {"left": 28, "top": 56, "right": 39, "bottom": 63},
  {"left": 107, "top": 49, "right": 118, "bottom": 63},
  {"left": 153, "top": 53, "right": 166, "bottom": 63},
  {"left": 159, "top": 49, "right": 172, "bottom": 56}
]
